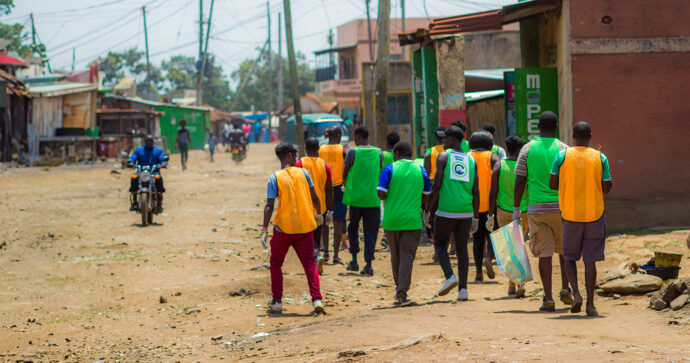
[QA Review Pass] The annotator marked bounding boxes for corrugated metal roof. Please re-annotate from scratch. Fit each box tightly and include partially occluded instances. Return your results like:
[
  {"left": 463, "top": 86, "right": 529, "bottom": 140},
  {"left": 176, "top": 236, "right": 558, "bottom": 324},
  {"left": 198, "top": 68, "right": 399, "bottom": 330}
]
[
  {"left": 429, "top": 9, "right": 503, "bottom": 36},
  {"left": 314, "top": 44, "right": 357, "bottom": 55},
  {"left": 29, "top": 82, "right": 97, "bottom": 97},
  {"left": 465, "top": 68, "right": 514, "bottom": 80},
  {"left": 465, "top": 89, "right": 504, "bottom": 102}
]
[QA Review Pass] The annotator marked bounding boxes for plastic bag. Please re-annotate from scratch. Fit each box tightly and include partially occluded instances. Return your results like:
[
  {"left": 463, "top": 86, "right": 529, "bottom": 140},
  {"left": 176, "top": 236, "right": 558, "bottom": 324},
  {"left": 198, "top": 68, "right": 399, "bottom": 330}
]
[{"left": 489, "top": 220, "right": 533, "bottom": 283}]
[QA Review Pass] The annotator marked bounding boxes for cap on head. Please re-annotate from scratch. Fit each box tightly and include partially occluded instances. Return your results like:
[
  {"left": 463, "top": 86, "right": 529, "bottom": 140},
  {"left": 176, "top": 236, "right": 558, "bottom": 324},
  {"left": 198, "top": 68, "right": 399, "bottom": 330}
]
[
  {"left": 440, "top": 126, "right": 465, "bottom": 141},
  {"left": 275, "top": 142, "right": 297, "bottom": 157},
  {"left": 435, "top": 126, "right": 447, "bottom": 138},
  {"left": 145, "top": 135, "right": 154, "bottom": 142}
]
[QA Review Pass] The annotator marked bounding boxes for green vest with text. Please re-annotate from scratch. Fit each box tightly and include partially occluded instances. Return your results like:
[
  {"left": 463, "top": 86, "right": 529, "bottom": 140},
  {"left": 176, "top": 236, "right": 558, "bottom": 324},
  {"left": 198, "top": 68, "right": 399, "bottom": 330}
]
[{"left": 438, "top": 149, "right": 475, "bottom": 215}]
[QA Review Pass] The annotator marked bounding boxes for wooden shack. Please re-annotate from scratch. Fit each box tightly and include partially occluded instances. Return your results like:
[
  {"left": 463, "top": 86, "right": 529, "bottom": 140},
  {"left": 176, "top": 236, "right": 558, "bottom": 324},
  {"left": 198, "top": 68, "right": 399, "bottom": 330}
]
[{"left": 0, "top": 70, "right": 31, "bottom": 162}]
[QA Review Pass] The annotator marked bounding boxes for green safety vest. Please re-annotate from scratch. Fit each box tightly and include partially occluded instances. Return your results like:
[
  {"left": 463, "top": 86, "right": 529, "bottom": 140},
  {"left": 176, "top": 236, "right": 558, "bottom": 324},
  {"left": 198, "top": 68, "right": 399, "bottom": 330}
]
[
  {"left": 382, "top": 150, "right": 394, "bottom": 169},
  {"left": 382, "top": 159, "right": 423, "bottom": 231},
  {"left": 498, "top": 159, "right": 527, "bottom": 212},
  {"left": 343, "top": 146, "right": 382, "bottom": 208},
  {"left": 438, "top": 149, "right": 475, "bottom": 215},
  {"left": 526, "top": 137, "right": 561, "bottom": 206}
]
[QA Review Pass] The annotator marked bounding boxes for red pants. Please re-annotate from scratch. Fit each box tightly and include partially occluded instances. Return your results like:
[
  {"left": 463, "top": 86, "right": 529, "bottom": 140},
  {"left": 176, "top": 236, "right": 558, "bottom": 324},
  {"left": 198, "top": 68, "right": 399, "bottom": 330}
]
[{"left": 270, "top": 229, "right": 322, "bottom": 302}]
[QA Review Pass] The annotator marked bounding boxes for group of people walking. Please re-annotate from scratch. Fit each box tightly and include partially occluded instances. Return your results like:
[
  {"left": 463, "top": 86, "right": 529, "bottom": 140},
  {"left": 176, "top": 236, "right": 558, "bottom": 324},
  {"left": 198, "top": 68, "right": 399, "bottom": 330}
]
[{"left": 261, "top": 111, "right": 612, "bottom": 317}]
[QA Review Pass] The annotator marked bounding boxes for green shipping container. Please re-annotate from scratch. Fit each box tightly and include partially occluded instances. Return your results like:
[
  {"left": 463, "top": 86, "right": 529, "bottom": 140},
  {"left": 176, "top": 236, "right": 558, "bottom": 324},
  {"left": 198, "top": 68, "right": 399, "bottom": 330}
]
[{"left": 156, "top": 105, "right": 210, "bottom": 153}]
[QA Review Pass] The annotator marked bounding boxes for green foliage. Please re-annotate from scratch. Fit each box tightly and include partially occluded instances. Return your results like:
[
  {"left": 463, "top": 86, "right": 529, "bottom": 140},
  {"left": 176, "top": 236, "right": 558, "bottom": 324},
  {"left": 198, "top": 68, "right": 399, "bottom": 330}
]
[
  {"left": 0, "top": 0, "right": 44, "bottom": 59},
  {"left": 229, "top": 50, "right": 314, "bottom": 112},
  {"left": 161, "top": 55, "right": 196, "bottom": 90},
  {"left": 0, "top": 0, "right": 14, "bottom": 15}
]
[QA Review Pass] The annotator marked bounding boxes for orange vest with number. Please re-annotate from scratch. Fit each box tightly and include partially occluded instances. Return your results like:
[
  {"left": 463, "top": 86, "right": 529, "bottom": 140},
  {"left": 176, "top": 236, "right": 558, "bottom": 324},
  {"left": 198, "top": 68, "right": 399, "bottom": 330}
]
[
  {"left": 470, "top": 150, "right": 493, "bottom": 213},
  {"left": 558, "top": 147, "right": 605, "bottom": 223},
  {"left": 273, "top": 167, "right": 317, "bottom": 234},
  {"left": 429, "top": 144, "right": 444, "bottom": 180},
  {"left": 319, "top": 144, "right": 344, "bottom": 186},
  {"left": 300, "top": 156, "right": 327, "bottom": 212}
]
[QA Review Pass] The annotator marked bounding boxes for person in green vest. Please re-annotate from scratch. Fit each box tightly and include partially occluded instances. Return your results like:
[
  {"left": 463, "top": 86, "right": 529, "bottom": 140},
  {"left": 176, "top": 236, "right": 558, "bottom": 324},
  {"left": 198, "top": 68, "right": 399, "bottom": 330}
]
[
  {"left": 377, "top": 141, "right": 431, "bottom": 306},
  {"left": 482, "top": 123, "right": 507, "bottom": 159},
  {"left": 488, "top": 135, "right": 528, "bottom": 297},
  {"left": 383, "top": 131, "right": 399, "bottom": 169},
  {"left": 513, "top": 111, "right": 572, "bottom": 312},
  {"left": 428, "top": 126, "right": 479, "bottom": 301},
  {"left": 450, "top": 120, "right": 471, "bottom": 153},
  {"left": 343, "top": 126, "right": 383, "bottom": 276}
]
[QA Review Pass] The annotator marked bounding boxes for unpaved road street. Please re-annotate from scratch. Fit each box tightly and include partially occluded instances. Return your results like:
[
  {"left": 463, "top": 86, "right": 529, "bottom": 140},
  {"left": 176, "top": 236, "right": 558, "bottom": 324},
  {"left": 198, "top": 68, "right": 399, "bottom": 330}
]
[{"left": 1, "top": 144, "right": 689, "bottom": 362}]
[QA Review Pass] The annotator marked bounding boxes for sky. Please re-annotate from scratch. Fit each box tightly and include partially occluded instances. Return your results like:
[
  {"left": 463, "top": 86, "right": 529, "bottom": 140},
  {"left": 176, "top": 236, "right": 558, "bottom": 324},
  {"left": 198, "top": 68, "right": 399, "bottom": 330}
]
[{"left": 5, "top": 0, "right": 517, "bottom": 82}]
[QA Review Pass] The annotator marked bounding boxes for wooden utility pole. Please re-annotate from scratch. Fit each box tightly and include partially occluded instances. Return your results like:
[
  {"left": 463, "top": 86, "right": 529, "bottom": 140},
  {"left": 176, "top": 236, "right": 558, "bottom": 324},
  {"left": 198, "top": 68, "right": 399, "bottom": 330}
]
[
  {"left": 142, "top": 6, "right": 152, "bottom": 96},
  {"left": 374, "top": 0, "right": 391, "bottom": 147},
  {"left": 365, "top": 0, "right": 374, "bottom": 61},
  {"left": 198, "top": 0, "right": 204, "bottom": 61},
  {"left": 283, "top": 0, "right": 305, "bottom": 155},
  {"left": 267, "top": 1, "right": 273, "bottom": 117},
  {"left": 197, "top": 0, "right": 215, "bottom": 105},
  {"left": 277, "top": 13, "right": 283, "bottom": 112},
  {"left": 30, "top": 13, "right": 36, "bottom": 45}
]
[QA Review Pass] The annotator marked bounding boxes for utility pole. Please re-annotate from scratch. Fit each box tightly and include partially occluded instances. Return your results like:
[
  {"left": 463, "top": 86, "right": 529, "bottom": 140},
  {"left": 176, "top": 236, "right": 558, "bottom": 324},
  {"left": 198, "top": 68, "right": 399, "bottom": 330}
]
[
  {"left": 198, "top": 0, "right": 204, "bottom": 61},
  {"left": 283, "top": 0, "right": 305, "bottom": 155},
  {"left": 142, "top": 6, "right": 152, "bottom": 97},
  {"left": 365, "top": 0, "right": 374, "bottom": 61},
  {"left": 374, "top": 0, "right": 391, "bottom": 147},
  {"left": 401, "top": 0, "right": 405, "bottom": 32},
  {"left": 228, "top": 41, "right": 269, "bottom": 113},
  {"left": 30, "top": 13, "right": 36, "bottom": 45},
  {"left": 267, "top": 1, "right": 273, "bottom": 117},
  {"left": 197, "top": 0, "right": 215, "bottom": 106},
  {"left": 71, "top": 48, "right": 75, "bottom": 73},
  {"left": 277, "top": 13, "right": 283, "bottom": 112}
]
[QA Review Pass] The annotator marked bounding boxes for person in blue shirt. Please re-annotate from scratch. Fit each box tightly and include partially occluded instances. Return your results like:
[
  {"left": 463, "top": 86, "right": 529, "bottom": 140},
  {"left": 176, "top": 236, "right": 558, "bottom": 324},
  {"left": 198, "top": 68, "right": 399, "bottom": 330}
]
[{"left": 128, "top": 136, "right": 168, "bottom": 212}]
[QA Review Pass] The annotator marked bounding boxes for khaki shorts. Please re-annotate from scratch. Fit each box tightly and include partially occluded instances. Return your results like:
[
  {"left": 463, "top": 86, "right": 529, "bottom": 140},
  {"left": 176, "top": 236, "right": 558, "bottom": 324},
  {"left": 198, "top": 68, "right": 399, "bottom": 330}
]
[
  {"left": 496, "top": 208, "right": 529, "bottom": 234},
  {"left": 527, "top": 212, "right": 563, "bottom": 258}
]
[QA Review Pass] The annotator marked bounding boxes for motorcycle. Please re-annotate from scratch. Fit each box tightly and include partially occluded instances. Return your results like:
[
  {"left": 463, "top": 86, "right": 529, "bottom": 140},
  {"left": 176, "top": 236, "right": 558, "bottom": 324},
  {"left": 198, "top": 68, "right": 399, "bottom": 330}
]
[
  {"left": 231, "top": 143, "right": 246, "bottom": 164},
  {"left": 130, "top": 157, "right": 168, "bottom": 226}
]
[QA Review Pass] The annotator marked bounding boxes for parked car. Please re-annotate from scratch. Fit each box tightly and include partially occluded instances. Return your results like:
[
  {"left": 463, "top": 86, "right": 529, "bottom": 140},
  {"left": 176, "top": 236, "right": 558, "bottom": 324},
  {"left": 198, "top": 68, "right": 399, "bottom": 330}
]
[{"left": 284, "top": 113, "right": 350, "bottom": 146}]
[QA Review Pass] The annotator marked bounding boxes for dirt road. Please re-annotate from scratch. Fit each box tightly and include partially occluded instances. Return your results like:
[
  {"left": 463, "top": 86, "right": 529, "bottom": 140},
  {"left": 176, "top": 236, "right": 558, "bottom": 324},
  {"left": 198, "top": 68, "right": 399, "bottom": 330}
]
[{"left": 1, "top": 144, "right": 688, "bottom": 362}]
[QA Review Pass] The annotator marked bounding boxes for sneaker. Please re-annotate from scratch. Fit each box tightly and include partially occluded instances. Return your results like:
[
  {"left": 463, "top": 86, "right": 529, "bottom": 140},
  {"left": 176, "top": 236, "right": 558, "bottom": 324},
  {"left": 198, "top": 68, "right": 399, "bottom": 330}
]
[
  {"left": 267, "top": 300, "right": 282, "bottom": 313},
  {"left": 559, "top": 289, "right": 574, "bottom": 305},
  {"left": 438, "top": 274, "right": 459, "bottom": 296},
  {"left": 333, "top": 256, "right": 343, "bottom": 265},
  {"left": 317, "top": 256, "right": 325, "bottom": 275},
  {"left": 398, "top": 297, "right": 414, "bottom": 307},
  {"left": 457, "top": 288, "right": 468, "bottom": 301},
  {"left": 313, "top": 299, "right": 325, "bottom": 314},
  {"left": 360, "top": 264, "right": 374, "bottom": 276},
  {"left": 345, "top": 261, "right": 359, "bottom": 271},
  {"left": 484, "top": 258, "right": 495, "bottom": 279},
  {"left": 539, "top": 299, "right": 556, "bottom": 312}
]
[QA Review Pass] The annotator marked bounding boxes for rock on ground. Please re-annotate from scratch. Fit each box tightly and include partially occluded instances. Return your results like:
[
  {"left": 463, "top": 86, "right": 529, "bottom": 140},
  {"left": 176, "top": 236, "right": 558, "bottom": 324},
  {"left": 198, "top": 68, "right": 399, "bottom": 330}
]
[
  {"left": 392, "top": 332, "right": 444, "bottom": 349},
  {"left": 600, "top": 273, "right": 662, "bottom": 294},
  {"left": 670, "top": 294, "right": 689, "bottom": 311}
]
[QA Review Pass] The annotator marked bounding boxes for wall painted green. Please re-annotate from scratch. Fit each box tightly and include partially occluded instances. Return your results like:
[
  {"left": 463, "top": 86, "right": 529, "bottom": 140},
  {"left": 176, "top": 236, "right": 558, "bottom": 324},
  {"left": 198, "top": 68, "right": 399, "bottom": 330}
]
[{"left": 156, "top": 105, "right": 210, "bottom": 153}]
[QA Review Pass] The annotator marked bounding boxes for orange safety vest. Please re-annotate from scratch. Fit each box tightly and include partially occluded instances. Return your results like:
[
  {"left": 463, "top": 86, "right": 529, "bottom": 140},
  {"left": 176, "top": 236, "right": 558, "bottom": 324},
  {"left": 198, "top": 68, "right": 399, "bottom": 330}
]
[
  {"left": 300, "top": 156, "right": 327, "bottom": 212},
  {"left": 273, "top": 167, "right": 317, "bottom": 234},
  {"left": 470, "top": 150, "right": 493, "bottom": 213},
  {"left": 319, "top": 144, "right": 344, "bottom": 186},
  {"left": 429, "top": 144, "right": 444, "bottom": 180},
  {"left": 558, "top": 147, "right": 605, "bottom": 223}
]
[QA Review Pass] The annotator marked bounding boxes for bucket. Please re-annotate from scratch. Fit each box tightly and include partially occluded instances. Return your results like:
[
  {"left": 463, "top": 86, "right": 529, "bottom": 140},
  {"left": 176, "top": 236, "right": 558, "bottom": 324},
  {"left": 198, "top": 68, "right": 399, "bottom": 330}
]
[
  {"left": 640, "top": 264, "right": 681, "bottom": 280},
  {"left": 654, "top": 251, "right": 682, "bottom": 267}
]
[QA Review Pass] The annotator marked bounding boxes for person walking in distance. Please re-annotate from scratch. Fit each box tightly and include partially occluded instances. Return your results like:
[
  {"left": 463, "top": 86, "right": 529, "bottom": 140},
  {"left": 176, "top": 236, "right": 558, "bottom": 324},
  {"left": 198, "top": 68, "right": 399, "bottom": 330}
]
[
  {"left": 297, "top": 137, "right": 334, "bottom": 275},
  {"left": 482, "top": 123, "right": 507, "bottom": 159},
  {"left": 343, "top": 126, "right": 383, "bottom": 276},
  {"left": 469, "top": 131, "right": 501, "bottom": 281},
  {"left": 382, "top": 131, "right": 399, "bottom": 169},
  {"left": 261, "top": 143, "right": 326, "bottom": 314},
  {"left": 489, "top": 135, "right": 529, "bottom": 297},
  {"left": 550, "top": 122, "right": 612, "bottom": 316},
  {"left": 176, "top": 120, "right": 191, "bottom": 170},
  {"left": 318, "top": 127, "right": 348, "bottom": 264},
  {"left": 207, "top": 132, "right": 217, "bottom": 163},
  {"left": 514, "top": 111, "right": 573, "bottom": 312},
  {"left": 450, "top": 120, "right": 471, "bottom": 153},
  {"left": 378, "top": 141, "right": 431, "bottom": 306},
  {"left": 428, "top": 126, "right": 479, "bottom": 301}
]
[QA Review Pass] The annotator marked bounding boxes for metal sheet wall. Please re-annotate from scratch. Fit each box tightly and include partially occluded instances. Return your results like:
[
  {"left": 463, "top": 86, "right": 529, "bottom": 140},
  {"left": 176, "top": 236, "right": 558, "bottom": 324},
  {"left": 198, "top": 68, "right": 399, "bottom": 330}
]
[{"left": 29, "top": 96, "right": 62, "bottom": 155}]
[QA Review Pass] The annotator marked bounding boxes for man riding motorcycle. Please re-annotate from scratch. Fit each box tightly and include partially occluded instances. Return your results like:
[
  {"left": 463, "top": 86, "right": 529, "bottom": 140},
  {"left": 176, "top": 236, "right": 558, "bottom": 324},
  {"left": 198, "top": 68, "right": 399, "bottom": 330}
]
[
  {"left": 228, "top": 125, "right": 247, "bottom": 153},
  {"left": 127, "top": 136, "right": 168, "bottom": 213}
]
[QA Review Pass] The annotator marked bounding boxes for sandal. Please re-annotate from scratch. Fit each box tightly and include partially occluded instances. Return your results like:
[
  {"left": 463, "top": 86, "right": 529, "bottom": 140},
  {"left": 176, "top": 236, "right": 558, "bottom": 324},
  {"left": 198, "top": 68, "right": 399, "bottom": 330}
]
[{"left": 560, "top": 289, "right": 574, "bottom": 305}]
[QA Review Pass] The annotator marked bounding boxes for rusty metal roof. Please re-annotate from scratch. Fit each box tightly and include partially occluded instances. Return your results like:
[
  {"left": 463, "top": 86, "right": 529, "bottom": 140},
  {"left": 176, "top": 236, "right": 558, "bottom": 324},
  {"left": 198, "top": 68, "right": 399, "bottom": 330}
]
[{"left": 429, "top": 9, "right": 503, "bottom": 36}]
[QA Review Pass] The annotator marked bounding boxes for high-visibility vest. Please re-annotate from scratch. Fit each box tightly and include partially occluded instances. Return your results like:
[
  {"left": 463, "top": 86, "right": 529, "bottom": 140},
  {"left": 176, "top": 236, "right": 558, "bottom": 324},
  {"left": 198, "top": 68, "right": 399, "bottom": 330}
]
[
  {"left": 273, "top": 167, "right": 317, "bottom": 234},
  {"left": 300, "top": 156, "right": 327, "bottom": 212},
  {"left": 470, "top": 150, "right": 493, "bottom": 213},
  {"left": 558, "top": 147, "right": 605, "bottom": 223},
  {"left": 429, "top": 144, "right": 444, "bottom": 180},
  {"left": 319, "top": 144, "right": 344, "bottom": 186}
]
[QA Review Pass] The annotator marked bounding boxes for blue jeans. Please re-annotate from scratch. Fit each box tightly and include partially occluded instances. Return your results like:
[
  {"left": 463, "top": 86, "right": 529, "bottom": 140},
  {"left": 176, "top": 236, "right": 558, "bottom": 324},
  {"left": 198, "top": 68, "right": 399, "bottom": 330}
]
[{"left": 348, "top": 206, "right": 380, "bottom": 264}]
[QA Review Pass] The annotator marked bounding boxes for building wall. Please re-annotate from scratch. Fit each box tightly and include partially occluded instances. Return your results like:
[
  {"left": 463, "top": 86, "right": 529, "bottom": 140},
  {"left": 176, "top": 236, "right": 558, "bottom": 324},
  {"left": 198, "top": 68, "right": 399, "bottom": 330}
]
[
  {"left": 29, "top": 96, "right": 62, "bottom": 155},
  {"left": 567, "top": 0, "right": 690, "bottom": 228},
  {"left": 463, "top": 31, "right": 521, "bottom": 70}
]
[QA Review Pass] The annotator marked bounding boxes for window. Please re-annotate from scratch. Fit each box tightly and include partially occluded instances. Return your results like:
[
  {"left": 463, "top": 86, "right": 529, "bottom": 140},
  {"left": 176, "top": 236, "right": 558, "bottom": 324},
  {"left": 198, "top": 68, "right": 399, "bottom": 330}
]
[{"left": 387, "top": 93, "right": 410, "bottom": 125}]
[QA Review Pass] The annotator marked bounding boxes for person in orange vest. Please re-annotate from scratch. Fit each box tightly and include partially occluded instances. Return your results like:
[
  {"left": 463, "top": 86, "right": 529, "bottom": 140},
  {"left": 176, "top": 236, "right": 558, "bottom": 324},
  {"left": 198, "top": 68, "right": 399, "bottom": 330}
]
[
  {"left": 549, "top": 122, "right": 612, "bottom": 316},
  {"left": 469, "top": 131, "right": 501, "bottom": 281},
  {"left": 297, "top": 137, "right": 334, "bottom": 275},
  {"left": 319, "top": 127, "right": 348, "bottom": 264},
  {"left": 261, "top": 143, "right": 326, "bottom": 314}
]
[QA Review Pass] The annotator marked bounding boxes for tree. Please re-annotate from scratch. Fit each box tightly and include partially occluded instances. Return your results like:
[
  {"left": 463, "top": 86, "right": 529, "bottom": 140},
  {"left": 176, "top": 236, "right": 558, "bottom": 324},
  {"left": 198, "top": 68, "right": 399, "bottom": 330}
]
[
  {"left": 229, "top": 50, "right": 314, "bottom": 112},
  {"left": 161, "top": 55, "right": 196, "bottom": 90},
  {"left": 0, "top": 0, "right": 14, "bottom": 15},
  {"left": 161, "top": 54, "right": 232, "bottom": 110},
  {"left": 0, "top": 1, "right": 45, "bottom": 58}
]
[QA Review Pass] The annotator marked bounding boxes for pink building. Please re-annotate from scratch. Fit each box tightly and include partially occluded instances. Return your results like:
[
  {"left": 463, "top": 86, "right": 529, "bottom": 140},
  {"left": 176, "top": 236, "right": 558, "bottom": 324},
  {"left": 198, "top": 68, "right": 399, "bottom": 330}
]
[{"left": 314, "top": 18, "right": 431, "bottom": 121}]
